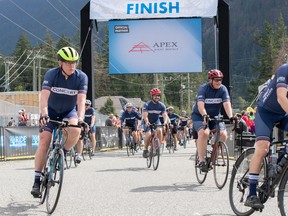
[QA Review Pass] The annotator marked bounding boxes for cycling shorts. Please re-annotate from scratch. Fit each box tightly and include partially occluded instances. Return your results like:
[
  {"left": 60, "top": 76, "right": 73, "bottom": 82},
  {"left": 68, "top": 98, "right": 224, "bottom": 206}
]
[
  {"left": 192, "top": 113, "right": 225, "bottom": 133},
  {"left": 255, "top": 106, "right": 288, "bottom": 142},
  {"left": 43, "top": 108, "right": 78, "bottom": 133}
]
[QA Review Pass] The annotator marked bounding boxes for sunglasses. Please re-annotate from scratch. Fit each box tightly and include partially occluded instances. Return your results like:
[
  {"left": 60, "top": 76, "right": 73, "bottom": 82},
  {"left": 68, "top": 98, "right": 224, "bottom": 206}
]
[
  {"left": 153, "top": 94, "right": 161, "bottom": 97},
  {"left": 213, "top": 78, "right": 223, "bottom": 82}
]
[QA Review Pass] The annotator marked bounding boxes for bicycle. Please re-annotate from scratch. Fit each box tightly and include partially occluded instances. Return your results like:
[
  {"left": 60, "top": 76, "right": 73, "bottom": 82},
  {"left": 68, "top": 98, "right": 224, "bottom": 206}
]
[
  {"left": 123, "top": 126, "right": 136, "bottom": 156},
  {"left": 146, "top": 123, "right": 163, "bottom": 170},
  {"left": 82, "top": 131, "right": 93, "bottom": 160},
  {"left": 229, "top": 126, "right": 288, "bottom": 215},
  {"left": 194, "top": 115, "right": 231, "bottom": 189},
  {"left": 65, "top": 146, "right": 77, "bottom": 169},
  {"left": 165, "top": 125, "right": 175, "bottom": 154},
  {"left": 39, "top": 119, "right": 80, "bottom": 214}
]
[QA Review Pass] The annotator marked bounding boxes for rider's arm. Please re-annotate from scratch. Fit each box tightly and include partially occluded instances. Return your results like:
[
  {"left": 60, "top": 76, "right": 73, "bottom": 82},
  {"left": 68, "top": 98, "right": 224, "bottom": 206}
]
[
  {"left": 142, "top": 111, "right": 149, "bottom": 125},
  {"left": 223, "top": 101, "right": 233, "bottom": 119},
  {"left": 162, "top": 111, "right": 169, "bottom": 125},
  {"left": 90, "top": 114, "right": 95, "bottom": 127},
  {"left": 40, "top": 89, "right": 50, "bottom": 116},
  {"left": 77, "top": 93, "right": 86, "bottom": 121},
  {"left": 197, "top": 101, "right": 207, "bottom": 118},
  {"left": 277, "top": 87, "right": 288, "bottom": 113}
]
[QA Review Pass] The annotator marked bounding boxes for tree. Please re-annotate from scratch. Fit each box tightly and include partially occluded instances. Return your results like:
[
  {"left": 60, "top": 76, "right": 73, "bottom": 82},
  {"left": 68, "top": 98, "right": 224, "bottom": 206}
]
[{"left": 99, "top": 97, "right": 115, "bottom": 115}]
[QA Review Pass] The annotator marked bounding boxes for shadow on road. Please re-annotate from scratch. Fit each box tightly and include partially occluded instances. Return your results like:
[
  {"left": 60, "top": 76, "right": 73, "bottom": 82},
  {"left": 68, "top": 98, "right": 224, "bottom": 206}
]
[
  {"left": 130, "top": 182, "right": 221, "bottom": 193},
  {"left": 96, "top": 167, "right": 147, "bottom": 172},
  {"left": 0, "top": 201, "right": 44, "bottom": 216}
]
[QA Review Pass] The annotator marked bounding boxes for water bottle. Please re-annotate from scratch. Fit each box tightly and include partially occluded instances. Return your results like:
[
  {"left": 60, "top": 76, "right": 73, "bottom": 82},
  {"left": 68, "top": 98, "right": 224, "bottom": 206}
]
[
  {"left": 268, "top": 154, "right": 278, "bottom": 178},
  {"left": 276, "top": 154, "right": 288, "bottom": 174}
]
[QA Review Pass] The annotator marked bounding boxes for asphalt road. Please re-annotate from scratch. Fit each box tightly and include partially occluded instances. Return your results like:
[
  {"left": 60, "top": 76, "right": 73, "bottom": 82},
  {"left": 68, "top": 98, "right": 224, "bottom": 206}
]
[{"left": 0, "top": 140, "right": 280, "bottom": 216}]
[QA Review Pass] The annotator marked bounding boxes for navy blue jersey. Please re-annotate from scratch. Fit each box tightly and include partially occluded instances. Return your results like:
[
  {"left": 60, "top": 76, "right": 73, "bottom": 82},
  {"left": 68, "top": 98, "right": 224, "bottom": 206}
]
[
  {"left": 42, "top": 67, "right": 88, "bottom": 114},
  {"left": 143, "top": 100, "right": 166, "bottom": 124},
  {"left": 121, "top": 109, "right": 142, "bottom": 125},
  {"left": 192, "top": 83, "right": 230, "bottom": 117},
  {"left": 168, "top": 113, "right": 180, "bottom": 125},
  {"left": 159, "top": 113, "right": 164, "bottom": 124},
  {"left": 257, "top": 64, "right": 288, "bottom": 114},
  {"left": 179, "top": 115, "right": 189, "bottom": 126},
  {"left": 84, "top": 107, "right": 95, "bottom": 125}
]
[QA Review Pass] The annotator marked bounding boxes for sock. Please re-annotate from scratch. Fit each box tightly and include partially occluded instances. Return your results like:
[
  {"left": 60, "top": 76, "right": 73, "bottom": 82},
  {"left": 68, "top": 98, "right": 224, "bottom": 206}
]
[
  {"left": 63, "top": 148, "right": 69, "bottom": 156},
  {"left": 248, "top": 173, "right": 259, "bottom": 197},
  {"left": 34, "top": 171, "right": 42, "bottom": 185}
]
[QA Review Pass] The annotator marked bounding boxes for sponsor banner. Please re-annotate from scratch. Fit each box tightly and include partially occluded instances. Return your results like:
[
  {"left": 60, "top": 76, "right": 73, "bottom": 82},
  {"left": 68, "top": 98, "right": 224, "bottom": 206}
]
[
  {"left": 109, "top": 18, "right": 202, "bottom": 74},
  {"left": 90, "top": 0, "right": 218, "bottom": 21}
]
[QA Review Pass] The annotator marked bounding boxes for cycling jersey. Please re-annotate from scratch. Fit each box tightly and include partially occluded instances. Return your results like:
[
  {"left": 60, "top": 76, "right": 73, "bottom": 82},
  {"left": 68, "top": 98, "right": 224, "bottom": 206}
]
[
  {"left": 257, "top": 64, "right": 288, "bottom": 114},
  {"left": 121, "top": 109, "right": 142, "bottom": 126},
  {"left": 168, "top": 113, "right": 180, "bottom": 125},
  {"left": 84, "top": 107, "right": 95, "bottom": 126},
  {"left": 143, "top": 100, "right": 166, "bottom": 124},
  {"left": 179, "top": 115, "right": 189, "bottom": 126},
  {"left": 192, "top": 82, "right": 230, "bottom": 118},
  {"left": 42, "top": 67, "right": 88, "bottom": 115},
  {"left": 159, "top": 113, "right": 164, "bottom": 124}
]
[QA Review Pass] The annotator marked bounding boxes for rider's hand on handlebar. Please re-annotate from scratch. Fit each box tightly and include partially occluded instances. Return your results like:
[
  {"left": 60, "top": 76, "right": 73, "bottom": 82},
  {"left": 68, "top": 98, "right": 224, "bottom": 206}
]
[{"left": 39, "top": 115, "right": 50, "bottom": 127}]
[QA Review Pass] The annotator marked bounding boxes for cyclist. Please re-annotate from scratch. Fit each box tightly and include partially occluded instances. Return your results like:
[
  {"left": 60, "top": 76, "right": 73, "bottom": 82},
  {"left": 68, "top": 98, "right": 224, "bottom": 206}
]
[
  {"left": 142, "top": 88, "right": 168, "bottom": 158},
  {"left": 245, "top": 64, "right": 288, "bottom": 210},
  {"left": 31, "top": 47, "right": 88, "bottom": 198},
  {"left": 178, "top": 110, "right": 189, "bottom": 146},
  {"left": 121, "top": 102, "right": 142, "bottom": 149},
  {"left": 167, "top": 106, "right": 180, "bottom": 150},
  {"left": 192, "top": 69, "right": 233, "bottom": 172},
  {"left": 75, "top": 99, "right": 96, "bottom": 161}
]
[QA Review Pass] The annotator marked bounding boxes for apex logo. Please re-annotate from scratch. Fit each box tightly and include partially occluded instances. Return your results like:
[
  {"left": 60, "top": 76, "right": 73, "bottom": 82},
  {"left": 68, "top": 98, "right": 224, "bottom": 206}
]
[
  {"left": 129, "top": 42, "right": 154, "bottom": 53},
  {"left": 153, "top": 42, "right": 178, "bottom": 48}
]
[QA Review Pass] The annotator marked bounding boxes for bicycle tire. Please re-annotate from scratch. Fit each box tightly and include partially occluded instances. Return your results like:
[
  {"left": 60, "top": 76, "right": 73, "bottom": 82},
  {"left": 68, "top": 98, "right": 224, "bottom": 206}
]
[
  {"left": 183, "top": 134, "right": 187, "bottom": 149},
  {"left": 82, "top": 139, "right": 87, "bottom": 161},
  {"left": 126, "top": 137, "right": 131, "bottom": 157},
  {"left": 40, "top": 150, "right": 50, "bottom": 204},
  {"left": 195, "top": 150, "right": 207, "bottom": 184},
  {"left": 146, "top": 146, "right": 152, "bottom": 168},
  {"left": 278, "top": 167, "right": 288, "bottom": 215},
  {"left": 46, "top": 149, "right": 64, "bottom": 214},
  {"left": 229, "top": 148, "right": 267, "bottom": 216},
  {"left": 65, "top": 150, "right": 72, "bottom": 169},
  {"left": 152, "top": 138, "right": 160, "bottom": 170},
  {"left": 213, "top": 141, "right": 229, "bottom": 189}
]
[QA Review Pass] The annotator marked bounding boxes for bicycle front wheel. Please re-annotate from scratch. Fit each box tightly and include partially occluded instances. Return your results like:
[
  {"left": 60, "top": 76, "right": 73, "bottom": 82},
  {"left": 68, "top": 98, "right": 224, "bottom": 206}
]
[
  {"left": 213, "top": 141, "right": 229, "bottom": 189},
  {"left": 229, "top": 148, "right": 266, "bottom": 216},
  {"left": 65, "top": 150, "right": 72, "bottom": 169},
  {"left": 46, "top": 149, "right": 64, "bottom": 214},
  {"left": 278, "top": 168, "right": 288, "bottom": 215},
  {"left": 152, "top": 139, "right": 160, "bottom": 170},
  {"left": 40, "top": 149, "right": 50, "bottom": 204},
  {"left": 195, "top": 150, "right": 207, "bottom": 184}
]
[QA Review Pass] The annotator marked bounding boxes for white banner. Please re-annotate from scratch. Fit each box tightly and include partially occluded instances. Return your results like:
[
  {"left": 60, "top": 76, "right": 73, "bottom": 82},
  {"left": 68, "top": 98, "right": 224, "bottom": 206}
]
[{"left": 90, "top": 0, "right": 218, "bottom": 21}]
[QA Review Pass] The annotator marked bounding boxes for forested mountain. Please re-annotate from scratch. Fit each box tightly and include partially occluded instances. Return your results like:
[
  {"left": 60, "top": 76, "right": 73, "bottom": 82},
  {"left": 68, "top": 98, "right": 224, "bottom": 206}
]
[{"left": 1, "top": 0, "right": 288, "bottom": 111}]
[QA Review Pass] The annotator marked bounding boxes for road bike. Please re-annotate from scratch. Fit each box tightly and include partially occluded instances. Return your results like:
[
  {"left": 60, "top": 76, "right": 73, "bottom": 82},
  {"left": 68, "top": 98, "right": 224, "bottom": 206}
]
[
  {"left": 146, "top": 124, "right": 162, "bottom": 170},
  {"left": 82, "top": 130, "right": 93, "bottom": 160},
  {"left": 166, "top": 125, "right": 175, "bottom": 154},
  {"left": 124, "top": 126, "right": 136, "bottom": 156},
  {"left": 194, "top": 115, "right": 231, "bottom": 189},
  {"left": 229, "top": 126, "right": 288, "bottom": 215},
  {"left": 39, "top": 119, "right": 80, "bottom": 214}
]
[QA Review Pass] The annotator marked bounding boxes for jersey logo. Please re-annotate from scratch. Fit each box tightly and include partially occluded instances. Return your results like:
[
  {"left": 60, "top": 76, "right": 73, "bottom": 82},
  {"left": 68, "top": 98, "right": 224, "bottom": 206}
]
[
  {"left": 51, "top": 87, "right": 78, "bottom": 96},
  {"left": 148, "top": 110, "right": 162, "bottom": 114},
  {"left": 205, "top": 98, "right": 222, "bottom": 104}
]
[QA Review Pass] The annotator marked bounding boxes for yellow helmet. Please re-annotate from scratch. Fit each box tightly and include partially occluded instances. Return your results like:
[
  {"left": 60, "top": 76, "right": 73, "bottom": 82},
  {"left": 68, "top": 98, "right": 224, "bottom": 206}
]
[
  {"left": 57, "top": 47, "right": 79, "bottom": 62},
  {"left": 246, "top": 107, "right": 254, "bottom": 113}
]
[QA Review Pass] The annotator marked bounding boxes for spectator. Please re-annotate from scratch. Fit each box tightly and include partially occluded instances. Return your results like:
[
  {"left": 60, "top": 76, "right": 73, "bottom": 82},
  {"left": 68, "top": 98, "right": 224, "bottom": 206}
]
[
  {"left": 7, "top": 117, "right": 16, "bottom": 127},
  {"left": 105, "top": 114, "right": 115, "bottom": 126},
  {"left": 18, "top": 110, "right": 27, "bottom": 126},
  {"left": 248, "top": 111, "right": 255, "bottom": 134},
  {"left": 234, "top": 113, "right": 248, "bottom": 134}
]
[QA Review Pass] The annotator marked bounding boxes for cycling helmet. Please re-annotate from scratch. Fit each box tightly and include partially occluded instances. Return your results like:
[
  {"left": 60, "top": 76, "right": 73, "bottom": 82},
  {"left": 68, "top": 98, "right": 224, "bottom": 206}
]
[
  {"left": 57, "top": 47, "right": 79, "bottom": 62},
  {"left": 85, "top": 99, "right": 91, "bottom": 105},
  {"left": 126, "top": 102, "right": 133, "bottom": 108},
  {"left": 181, "top": 110, "right": 186, "bottom": 114},
  {"left": 150, "top": 88, "right": 161, "bottom": 96},
  {"left": 208, "top": 69, "right": 223, "bottom": 79}
]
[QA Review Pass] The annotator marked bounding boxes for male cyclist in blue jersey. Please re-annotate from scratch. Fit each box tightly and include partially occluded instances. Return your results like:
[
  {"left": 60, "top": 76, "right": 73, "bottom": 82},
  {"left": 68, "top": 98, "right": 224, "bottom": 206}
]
[
  {"left": 178, "top": 110, "right": 189, "bottom": 146},
  {"left": 192, "top": 69, "right": 233, "bottom": 172},
  {"left": 75, "top": 99, "right": 96, "bottom": 161},
  {"left": 31, "top": 47, "right": 88, "bottom": 198},
  {"left": 142, "top": 88, "right": 168, "bottom": 158},
  {"left": 121, "top": 102, "right": 142, "bottom": 149},
  {"left": 244, "top": 64, "right": 288, "bottom": 210},
  {"left": 167, "top": 106, "right": 180, "bottom": 150}
]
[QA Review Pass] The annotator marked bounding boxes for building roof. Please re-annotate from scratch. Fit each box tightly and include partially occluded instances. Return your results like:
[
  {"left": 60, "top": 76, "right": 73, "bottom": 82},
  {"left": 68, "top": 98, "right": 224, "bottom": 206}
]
[{"left": 94, "top": 96, "right": 145, "bottom": 114}]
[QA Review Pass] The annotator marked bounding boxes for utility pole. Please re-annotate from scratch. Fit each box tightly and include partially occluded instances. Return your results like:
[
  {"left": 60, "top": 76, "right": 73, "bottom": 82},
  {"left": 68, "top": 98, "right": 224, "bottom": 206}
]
[
  {"left": 4, "top": 58, "right": 11, "bottom": 92},
  {"left": 33, "top": 58, "right": 37, "bottom": 91},
  {"left": 187, "top": 73, "right": 190, "bottom": 111}
]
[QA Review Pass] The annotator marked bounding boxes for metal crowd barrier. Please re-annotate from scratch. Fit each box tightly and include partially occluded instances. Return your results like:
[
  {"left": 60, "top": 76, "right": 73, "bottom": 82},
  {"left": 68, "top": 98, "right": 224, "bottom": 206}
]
[{"left": 0, "top": 126, "right": 123, "bottom": 161}]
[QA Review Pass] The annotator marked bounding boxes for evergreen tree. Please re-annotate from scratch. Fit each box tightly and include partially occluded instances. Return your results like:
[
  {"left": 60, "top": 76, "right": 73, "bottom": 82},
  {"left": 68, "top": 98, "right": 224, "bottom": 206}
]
[{"left": 99, "top": 97, "right": 115, "bottom": 115}]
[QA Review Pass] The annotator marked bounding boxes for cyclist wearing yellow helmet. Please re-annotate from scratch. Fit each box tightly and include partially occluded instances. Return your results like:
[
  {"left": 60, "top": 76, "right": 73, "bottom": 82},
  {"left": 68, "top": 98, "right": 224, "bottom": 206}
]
[{"left": 31, "top": 47, "right": 88, "bottom": 198}]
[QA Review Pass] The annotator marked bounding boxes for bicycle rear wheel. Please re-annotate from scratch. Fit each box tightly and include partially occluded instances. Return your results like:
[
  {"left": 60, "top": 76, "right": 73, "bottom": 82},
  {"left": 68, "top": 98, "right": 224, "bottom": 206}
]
[
  {"left": 152, "top": 139, "right": 160, "bottom": 170},
  {"left": 229, "top": 148, "right": 266, "bottom": 216},
  {"left": 126, "top": 137, "right": 131, "bottom": 157},
  {"left": 46, "top": 149, "right": 64, "bottom": 214},
  {"left": 213, "top": 141, "right": 229, "bottom": 189},
  {"left": 195, "top": 150, "right": 207, "bottom": 184},
  {"left": 278, "top": 168, "right": 288, "bottom": 215}
]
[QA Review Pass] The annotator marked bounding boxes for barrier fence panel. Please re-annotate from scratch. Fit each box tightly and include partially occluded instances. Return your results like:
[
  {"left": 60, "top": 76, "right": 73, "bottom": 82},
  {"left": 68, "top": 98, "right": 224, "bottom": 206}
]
[
  {"left": 96, "top": 126, "right": 122, "bottom": 150},
  {"left": 3, "top": 126, "right": 39, "bottom": 160},
  {"left": 0, "top": 127, "right": 4, "bottom": 160}
]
